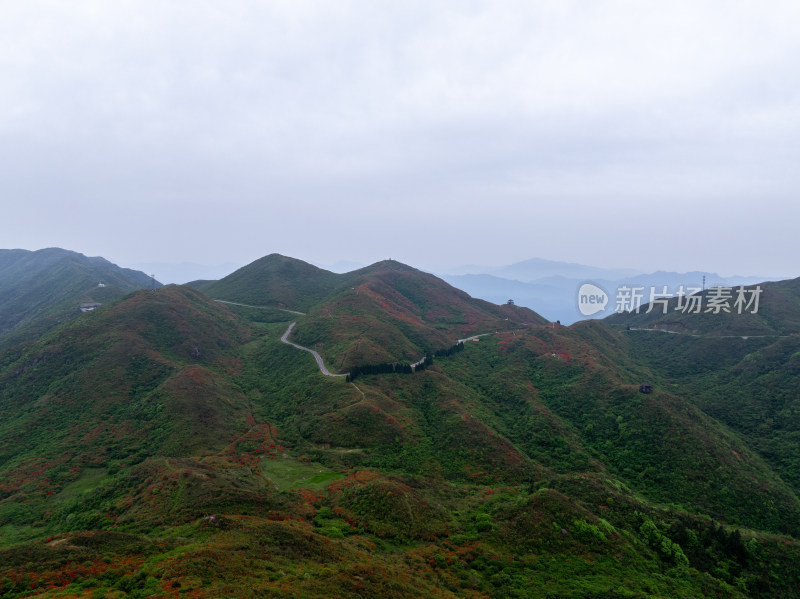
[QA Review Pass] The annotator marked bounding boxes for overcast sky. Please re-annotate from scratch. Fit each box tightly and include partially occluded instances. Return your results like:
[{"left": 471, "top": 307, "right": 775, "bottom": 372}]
[{"left": 2, "top": 1, "right": 798, "bottom": 278}]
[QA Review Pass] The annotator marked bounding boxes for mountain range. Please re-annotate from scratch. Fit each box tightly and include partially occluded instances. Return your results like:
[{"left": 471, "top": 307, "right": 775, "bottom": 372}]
[
  {"left": 440, "top": 258, "right": 768, "bottom": 325},
  {"left": 116, "top": 254, "right": 776, "bottom": 326},
  {"left": 1, "top": 249, "right": 800, "bottom": 598}
]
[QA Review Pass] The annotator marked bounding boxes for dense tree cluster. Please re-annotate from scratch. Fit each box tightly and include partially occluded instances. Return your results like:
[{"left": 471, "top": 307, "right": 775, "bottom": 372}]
[
  {"left": 433, "top": 341, "right": 466, "bottom": 359},
  {"left": 346, "top": 341, "right": 466, "bottom": 381},
  {"left": 347, "top": 362, "right": 413, "bottom": 381}
]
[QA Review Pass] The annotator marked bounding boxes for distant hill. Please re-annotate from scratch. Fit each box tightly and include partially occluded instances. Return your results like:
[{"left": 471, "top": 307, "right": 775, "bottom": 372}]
[
  {"left": 0, "top": 248, "right": 158, "bottom": 346},
  {"left": 445, "top": 257, "right": 639, "bottom": 280}
]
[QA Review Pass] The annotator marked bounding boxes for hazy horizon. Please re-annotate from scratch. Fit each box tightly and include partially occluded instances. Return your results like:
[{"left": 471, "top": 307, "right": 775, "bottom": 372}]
[
  {"left": 2, "top": 245, "right": 792, "bottom": 285},
  {"left": 110, "top": 251, "right": 796, "bottom": 284}
]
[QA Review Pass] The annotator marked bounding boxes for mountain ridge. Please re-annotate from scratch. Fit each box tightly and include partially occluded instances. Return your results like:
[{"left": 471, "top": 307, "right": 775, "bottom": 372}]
[
  {"left": 0, "top": 247, "right": 158, "bottom": 347},
  {"left": 196, "top": 254, "right": 548, "bottom": 370}
]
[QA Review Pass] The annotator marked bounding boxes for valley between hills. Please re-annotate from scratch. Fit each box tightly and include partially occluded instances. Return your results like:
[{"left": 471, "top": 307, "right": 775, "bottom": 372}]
[{"left": 1, "top": 249, "right": 800, "bottom": 598}]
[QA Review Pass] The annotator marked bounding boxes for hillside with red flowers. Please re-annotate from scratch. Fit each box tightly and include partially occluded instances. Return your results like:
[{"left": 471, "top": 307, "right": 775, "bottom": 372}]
[{"left": 289, "top": 260, "right": 546, "bottom": 371}]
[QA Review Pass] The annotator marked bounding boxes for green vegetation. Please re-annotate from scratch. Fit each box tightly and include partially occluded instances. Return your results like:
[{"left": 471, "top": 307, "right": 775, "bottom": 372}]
[
  {"left": 2, "top": 253, "right": 800, "bottom": 597},
  {"left": 622, "top": 327, "right": 800, "bottom": 496}
]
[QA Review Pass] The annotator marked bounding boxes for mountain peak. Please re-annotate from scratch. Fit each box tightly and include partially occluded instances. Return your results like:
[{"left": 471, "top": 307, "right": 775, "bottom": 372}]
[
  {"left": 253, "top": 253, "right": 331, "bottom": 272},
  {"left": 355, "top": 259, "right": 418, "bottom": 275}
]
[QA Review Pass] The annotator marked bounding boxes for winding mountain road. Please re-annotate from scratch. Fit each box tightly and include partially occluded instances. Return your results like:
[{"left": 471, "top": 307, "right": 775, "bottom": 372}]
[
  {"left": 279, "top": 319, "right": 503, "bottom": 377},
  {"left": 280, "top": 322, "right": 347, "bottom": 377}
]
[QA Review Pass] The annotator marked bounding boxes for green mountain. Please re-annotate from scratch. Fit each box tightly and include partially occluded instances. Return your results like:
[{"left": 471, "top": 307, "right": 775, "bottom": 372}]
[
  {"left": 0, "top": 248, "right": 157, "bottom": 347},
  {"left": 2, "top": 254, "right": 800, "bottom": 598},
  {"left": 198, "top": 255, "right": 546, "bottom": 371},
  {"left": 189, "top": 253, "right": 343, "bottom": 312}
]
